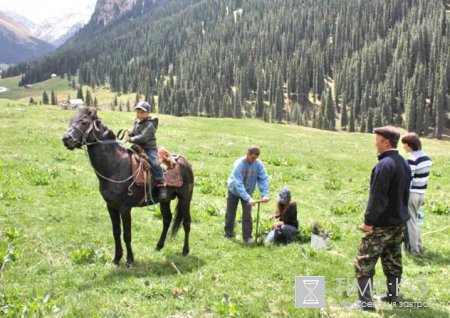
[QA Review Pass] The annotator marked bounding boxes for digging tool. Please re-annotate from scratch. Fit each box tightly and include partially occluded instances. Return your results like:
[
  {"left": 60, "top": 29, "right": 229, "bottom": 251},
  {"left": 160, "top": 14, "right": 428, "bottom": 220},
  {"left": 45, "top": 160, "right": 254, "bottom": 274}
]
[{"left": 254, "top": 199, "right": 264, "bottom": 244}]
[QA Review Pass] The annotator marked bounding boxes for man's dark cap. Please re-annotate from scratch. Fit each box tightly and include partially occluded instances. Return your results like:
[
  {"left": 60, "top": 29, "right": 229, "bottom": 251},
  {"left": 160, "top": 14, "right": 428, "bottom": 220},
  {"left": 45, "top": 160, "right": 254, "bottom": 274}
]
[{"left": 373, "top": 125, "right": 400, "bottom": 145}]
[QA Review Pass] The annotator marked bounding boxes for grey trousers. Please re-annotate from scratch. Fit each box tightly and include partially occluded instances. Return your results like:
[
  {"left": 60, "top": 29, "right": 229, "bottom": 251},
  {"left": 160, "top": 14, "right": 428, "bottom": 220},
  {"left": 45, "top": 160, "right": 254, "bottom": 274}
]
[
  {"left": 224, "top": 191, "right": 253, "bottom": 240},
  {"left": 405, "top": 192, "right": 424, "bottom": 254},
  {"left": 265, "top": 224, "right": 298, "bottom": 243}
]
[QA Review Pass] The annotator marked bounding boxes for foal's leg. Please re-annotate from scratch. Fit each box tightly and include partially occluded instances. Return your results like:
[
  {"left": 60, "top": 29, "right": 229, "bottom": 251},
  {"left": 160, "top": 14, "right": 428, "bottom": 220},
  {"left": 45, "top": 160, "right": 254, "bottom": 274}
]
[
  {"left": 156, "top": 201, "right": 172, "bottom": 251},
  {"left": 120, "top": 207, "right": 134, "bottom": 267},
  {"left": 179, "top": 199, "right": 191, "bottom": 256},
  {"left": 107, "top": 204, "right": 122, "bottom": 265}
]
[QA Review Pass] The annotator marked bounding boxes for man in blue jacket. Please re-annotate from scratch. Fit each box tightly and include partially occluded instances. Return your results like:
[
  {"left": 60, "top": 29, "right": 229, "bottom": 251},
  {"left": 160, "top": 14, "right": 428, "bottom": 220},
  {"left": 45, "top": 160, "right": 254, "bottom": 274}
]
[
  {"left": 353, "top": 126, "right": 411, "bottom": 311},
  {"left": 224, "top": 146, "right": 270, "bottom": 243}
]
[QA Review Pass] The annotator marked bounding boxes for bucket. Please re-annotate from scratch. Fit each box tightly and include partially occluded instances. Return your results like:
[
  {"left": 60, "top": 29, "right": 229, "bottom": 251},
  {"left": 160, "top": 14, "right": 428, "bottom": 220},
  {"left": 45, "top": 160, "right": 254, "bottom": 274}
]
[{"left": 311, "top": 234, "right": 329, "bottom": 250}]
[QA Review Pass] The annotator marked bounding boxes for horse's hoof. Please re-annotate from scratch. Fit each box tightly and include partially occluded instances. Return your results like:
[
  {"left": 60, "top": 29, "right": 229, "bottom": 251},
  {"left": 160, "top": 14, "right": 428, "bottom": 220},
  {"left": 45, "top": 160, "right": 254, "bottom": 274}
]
[
  {"left": 112, "top": 259, "right": 121, "bottom": 266},
  {"left": 125, "top": 262, "right": 133, "bottom": 269},
  {"left": 156, "top": 244, "right": 164, "bottom": 251},
  {"left": 182, "top": 249, "right": 189, "bottom": 256}
]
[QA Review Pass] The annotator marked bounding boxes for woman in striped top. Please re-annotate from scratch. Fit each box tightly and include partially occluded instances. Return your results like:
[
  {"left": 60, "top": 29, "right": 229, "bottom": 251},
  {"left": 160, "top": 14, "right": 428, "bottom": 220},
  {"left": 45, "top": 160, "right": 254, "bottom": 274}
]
[{"left": 401, "top": 133, "right": 432, "bottom": 255}]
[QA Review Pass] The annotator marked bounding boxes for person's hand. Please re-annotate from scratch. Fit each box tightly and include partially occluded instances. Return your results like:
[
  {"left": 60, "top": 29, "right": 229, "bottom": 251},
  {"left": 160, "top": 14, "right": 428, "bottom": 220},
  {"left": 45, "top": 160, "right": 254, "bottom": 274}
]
[
  {"left": 360, "top": 223, "right": 373, "bottom": 233},
  {"left": 248, "top": 199, "right": 257, "bottom": 206},
  {"left": 272, "top": 222, "right": 283, "bottom": 229},
  {"left": 268, "top": 214, "right": 276, "bottom": 221},
  {"left": 262, "top": 196, "right": 270, "bottom": 203},
  {"left": 124, "top": 131, "right": 131, "bottom": 142}
]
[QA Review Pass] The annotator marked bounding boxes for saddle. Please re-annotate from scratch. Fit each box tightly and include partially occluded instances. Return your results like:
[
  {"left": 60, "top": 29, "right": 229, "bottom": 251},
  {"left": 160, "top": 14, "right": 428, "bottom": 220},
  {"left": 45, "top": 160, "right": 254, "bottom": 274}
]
[
  {"left": 130, "top": 146, "right": 183, "bottom": 188},
  {"left": 158, "top": 146, "right": 183, "bottom": 187},
  {"left": 130, "top": 146, "right": 151, "bottom": 187}
]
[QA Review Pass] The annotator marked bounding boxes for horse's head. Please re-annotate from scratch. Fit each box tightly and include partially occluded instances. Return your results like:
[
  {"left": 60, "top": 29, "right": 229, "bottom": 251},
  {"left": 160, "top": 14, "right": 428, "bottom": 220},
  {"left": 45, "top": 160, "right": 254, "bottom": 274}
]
[{"left": 62, "top": 108, "right": 108, "bottom": 150}]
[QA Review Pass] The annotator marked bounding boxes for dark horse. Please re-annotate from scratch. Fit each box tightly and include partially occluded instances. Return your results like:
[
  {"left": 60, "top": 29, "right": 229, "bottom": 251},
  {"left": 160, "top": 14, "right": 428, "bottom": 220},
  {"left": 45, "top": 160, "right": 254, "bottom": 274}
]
[{"left": 62, "top": 108, "right": 194, "bottom": 266}]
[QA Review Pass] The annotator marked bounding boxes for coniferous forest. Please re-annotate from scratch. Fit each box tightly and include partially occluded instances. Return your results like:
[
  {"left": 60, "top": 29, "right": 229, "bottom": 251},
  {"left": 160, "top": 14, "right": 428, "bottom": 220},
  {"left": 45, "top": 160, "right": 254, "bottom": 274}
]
[{"left": 4, "top": 0, "right": 450, "bottom": 138}]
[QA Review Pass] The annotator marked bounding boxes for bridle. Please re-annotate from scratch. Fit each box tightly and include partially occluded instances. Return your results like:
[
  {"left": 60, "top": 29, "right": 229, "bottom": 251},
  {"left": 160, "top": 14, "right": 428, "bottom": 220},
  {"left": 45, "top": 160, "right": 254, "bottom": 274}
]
[
  {"left": 68, "top": 116, "right": 142, "bottom": 190},
  {"left": 70, "top": 118, "right": 120, "bottom": 147}
]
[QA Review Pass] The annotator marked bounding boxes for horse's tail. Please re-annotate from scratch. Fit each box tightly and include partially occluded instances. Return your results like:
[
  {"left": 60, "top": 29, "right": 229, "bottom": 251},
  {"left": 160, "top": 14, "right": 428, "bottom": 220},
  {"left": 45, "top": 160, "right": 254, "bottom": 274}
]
[
  {"left": 169, "top": 157, "right": 193, "bottom": 239},
  {"left": 170, "top": 200, "right": 183, "bottom": 239}
]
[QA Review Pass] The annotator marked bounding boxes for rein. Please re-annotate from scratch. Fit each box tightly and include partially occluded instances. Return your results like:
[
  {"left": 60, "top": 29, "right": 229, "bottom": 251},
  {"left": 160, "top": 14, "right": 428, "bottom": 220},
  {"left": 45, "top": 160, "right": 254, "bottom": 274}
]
[{"left": 75, "top": 119, "right": 142, "bottom": 191}]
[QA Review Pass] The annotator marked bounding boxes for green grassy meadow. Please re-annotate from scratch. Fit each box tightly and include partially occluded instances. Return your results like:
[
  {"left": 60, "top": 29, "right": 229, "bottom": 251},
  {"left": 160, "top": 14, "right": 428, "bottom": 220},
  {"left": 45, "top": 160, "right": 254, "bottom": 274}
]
[
  {"left": 0, "top": 76, "right": 136, "bottom": 107},
  {"left": 0, "top": 100, "right": 449, "bottom": 317}
]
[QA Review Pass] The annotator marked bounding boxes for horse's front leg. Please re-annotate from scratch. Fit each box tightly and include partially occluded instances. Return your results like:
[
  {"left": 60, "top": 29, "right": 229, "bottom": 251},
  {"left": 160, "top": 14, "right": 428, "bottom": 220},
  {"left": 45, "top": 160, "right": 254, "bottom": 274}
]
[
  {"left": 156, "top": 201, "right": 172, "bottom": 251},
  {"left": 120, "top": 207, "right": 134, "bottom": 267},
  {"left": 107, "top": 205, "right": 123, "bottom": 265}
]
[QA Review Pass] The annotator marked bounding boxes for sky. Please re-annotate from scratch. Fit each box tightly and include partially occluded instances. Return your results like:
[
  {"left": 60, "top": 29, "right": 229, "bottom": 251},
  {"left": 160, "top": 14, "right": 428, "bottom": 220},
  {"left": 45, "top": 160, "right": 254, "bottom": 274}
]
[{"left": 0, "top": 0, "right": 97, "bottom": 23}]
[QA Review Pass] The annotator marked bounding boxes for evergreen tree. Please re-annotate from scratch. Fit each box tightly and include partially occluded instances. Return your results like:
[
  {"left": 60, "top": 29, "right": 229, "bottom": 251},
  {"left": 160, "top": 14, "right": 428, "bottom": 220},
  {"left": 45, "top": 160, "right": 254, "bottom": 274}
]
[
  {"left": 349, "top": 103, "right": 355, "bottom": 132},
  {"left": 42, "top": 91, "right": 49, "bottom": 105},
  {"left": 325, "top": 89, "right": 335, "bottom": 130},
  {"left": 3, "top": 0, "right": 448, "bottom": 137},
  {"left": 256, "top": 78, "right": 264, "bottom": 118},
  {"left": 435, "top": 69, "right": 447, "bottom": 139},
  {"left": 77, "top": 87, "right": 84, "bottom": 101},
  {"left": 340, "top": 95, "right": 348, "bottom": 130},
  {"left": 50, "top": 90, "right": 57, "bottom": 105},
  {"left": 275, "top": 84, "right": 284, "bottom": 123},
  {"left": 85, "top": 89, "right": 93, "bottom": 107}
]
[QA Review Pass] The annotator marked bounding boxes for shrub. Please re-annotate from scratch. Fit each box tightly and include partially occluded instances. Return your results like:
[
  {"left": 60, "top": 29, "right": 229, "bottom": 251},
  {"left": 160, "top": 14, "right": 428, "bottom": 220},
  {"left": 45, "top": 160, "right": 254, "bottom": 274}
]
[
  {"left": 5, "top": 227, "right": 21, "bottom": 242},
  {"left": 0, "top": 241, "right": 19, "bottom": 269},
  {"left": 310, "top": 222, "right": 342, "bottom": 240},
  {"left": 0, "top": 290, "right": 60, "bottom": 317},
  {"left": 425, "top": 202, "right": 449, "bottom": 215},
  {"left": 324, "top": 176, "right": 342, "bottom": 191},
  {"left": 71, "top": 247, "right": 107, "bottom": 265},
  {"left": 152, "top": 207, "right": 162, "bottom": 219},
  {"left": 265, "top": 157, "right": 294, "bottom": 167},
  {"left": 217, "top": 293, "right": 240, "bottom": 317},
  {"left": 205, "top": 205, "right": 220, "bottom": 217},
  {"left": 330, "top": 203, "right": 362, "bottom": 215},
  {"left": 260, "top": 219, "right": 273, "bottom": 236},
  {"left": 431, "top": 169, "right": 442, "bottom": 177},
  {"left": 197, "top": 177, "right": 226, "bottom": 197},
  {"left": 296, "top": 225, "right": 311, "bottom": 243}
]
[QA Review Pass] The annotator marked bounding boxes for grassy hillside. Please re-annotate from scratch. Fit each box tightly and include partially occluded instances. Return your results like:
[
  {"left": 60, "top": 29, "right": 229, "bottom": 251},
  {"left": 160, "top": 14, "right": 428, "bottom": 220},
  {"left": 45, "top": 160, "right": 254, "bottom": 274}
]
[
  {"left": 0, "top": 101, "right": 449, "bottom": 317},
  {"left": 0, "top": 76, "right": 136, "bottom": 106}
]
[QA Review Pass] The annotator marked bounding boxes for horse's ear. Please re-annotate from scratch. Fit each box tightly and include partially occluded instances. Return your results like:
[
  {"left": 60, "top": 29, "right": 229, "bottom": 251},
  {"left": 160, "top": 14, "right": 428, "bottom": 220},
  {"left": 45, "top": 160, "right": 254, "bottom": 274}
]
[{"left": 89, "top": 107, "right": 98, "bottom": 119}]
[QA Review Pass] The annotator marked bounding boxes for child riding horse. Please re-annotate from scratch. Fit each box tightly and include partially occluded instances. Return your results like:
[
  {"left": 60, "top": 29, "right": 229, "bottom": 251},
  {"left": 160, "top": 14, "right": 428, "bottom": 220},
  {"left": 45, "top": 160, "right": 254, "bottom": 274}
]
[{"left": 62, "top": 108, "right": 194, "bottom": 267}]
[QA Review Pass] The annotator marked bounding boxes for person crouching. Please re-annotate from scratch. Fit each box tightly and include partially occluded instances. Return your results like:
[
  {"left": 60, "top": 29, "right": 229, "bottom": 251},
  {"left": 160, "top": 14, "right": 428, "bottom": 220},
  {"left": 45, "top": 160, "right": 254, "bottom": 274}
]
[{"left": 265, "top": 188, "right": 298, "bottom": 244}]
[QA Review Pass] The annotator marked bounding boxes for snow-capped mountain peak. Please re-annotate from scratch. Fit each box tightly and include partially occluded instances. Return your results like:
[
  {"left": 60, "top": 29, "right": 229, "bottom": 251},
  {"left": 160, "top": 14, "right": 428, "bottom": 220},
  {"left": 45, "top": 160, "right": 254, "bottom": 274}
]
[
  {"left": 4, "top": 3, "right": 95, "bottom": 47},
  {"left": 31, "top": 7, "right": 93, "bottom": 47}
]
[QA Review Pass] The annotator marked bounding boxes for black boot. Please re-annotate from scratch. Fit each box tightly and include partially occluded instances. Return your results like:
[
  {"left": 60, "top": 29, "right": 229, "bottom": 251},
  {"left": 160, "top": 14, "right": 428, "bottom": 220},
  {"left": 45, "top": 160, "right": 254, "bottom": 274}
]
[
  {"left": 380, "top": 276, "right": 401, "bottom": 303},
  {"left": 158, "top": 186, "right": 167, "bottom": 200},
  {"left": 352, "top": 277, "right": 375, "bottom": 311}
]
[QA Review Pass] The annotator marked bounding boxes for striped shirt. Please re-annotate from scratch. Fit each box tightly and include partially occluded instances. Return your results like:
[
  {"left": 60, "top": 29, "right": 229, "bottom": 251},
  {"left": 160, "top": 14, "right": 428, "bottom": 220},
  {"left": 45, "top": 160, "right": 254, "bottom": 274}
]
[{"left": 407, "top": 150, "right": 432, "bottom": 194}]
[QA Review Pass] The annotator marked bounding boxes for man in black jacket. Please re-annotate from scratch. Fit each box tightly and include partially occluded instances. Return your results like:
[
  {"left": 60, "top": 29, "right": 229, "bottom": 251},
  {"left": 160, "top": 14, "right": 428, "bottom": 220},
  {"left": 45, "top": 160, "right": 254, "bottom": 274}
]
[{"left": 353, "top": 126, "right": 411, "bottom": 311}]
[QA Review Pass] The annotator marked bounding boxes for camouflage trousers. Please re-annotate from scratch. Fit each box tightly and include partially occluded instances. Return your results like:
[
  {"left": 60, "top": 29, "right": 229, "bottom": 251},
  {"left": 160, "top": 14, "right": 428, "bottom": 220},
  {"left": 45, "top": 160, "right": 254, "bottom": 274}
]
[{"left": 355, "top": 224, "right": 405, "bottom": 278}]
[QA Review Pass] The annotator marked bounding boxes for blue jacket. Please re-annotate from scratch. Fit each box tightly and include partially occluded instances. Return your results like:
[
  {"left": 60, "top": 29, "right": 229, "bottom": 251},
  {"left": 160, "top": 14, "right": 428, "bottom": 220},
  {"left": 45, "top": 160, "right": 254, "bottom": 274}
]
[
  {"left": 364, "top": 150, "right": 411, "bottom": 227},
  {"left": 227, "top": 156, "right": 269, "bottom": 202}
]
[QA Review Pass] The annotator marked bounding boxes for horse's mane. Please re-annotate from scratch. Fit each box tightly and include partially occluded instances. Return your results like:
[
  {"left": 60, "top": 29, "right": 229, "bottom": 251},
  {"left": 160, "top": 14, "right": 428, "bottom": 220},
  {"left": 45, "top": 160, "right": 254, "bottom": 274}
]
[
  {"left": 79, "top": 108, "right": 119, "bottom": 142},
  {"left": 79, "top": 107, "right": 99, "bottom": 120}
]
